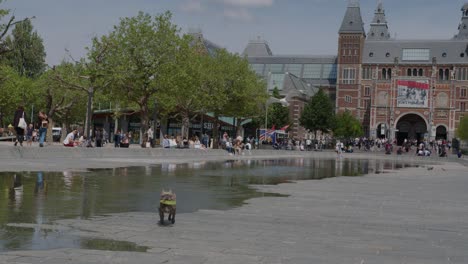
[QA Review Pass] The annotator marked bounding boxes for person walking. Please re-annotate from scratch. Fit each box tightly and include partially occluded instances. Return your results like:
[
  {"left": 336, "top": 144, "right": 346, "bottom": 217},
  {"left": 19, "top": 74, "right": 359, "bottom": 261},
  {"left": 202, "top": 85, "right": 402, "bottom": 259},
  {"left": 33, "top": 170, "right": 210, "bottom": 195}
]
[
  {"left": 147, "top": 126, "right": 154, "bottom": 148},
  {"left": 95, "top": 128, "right": 102, "bottom": 147},
  {"left": 37, "top": 111, "right": 49, "bottom": 147},
  {"left": 114, "top": 130, "right": 121, "bottom": 148},
  {"left": 13, "top": 105, "right": 27, "bottom": 146}
]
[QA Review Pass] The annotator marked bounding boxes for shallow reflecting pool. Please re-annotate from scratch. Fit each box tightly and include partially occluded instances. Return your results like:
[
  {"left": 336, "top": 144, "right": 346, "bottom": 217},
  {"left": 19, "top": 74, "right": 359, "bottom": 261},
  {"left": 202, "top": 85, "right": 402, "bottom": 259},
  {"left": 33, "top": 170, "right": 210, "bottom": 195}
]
[{"left": 0, "top": 158, "right": 415, "bottom": 252}]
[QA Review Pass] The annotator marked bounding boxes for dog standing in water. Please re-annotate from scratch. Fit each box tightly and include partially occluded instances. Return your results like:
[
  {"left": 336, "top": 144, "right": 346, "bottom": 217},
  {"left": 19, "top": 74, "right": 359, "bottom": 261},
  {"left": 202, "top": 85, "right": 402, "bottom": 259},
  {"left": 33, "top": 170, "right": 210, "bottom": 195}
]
[{"left": 159, "top": 190, "right": 176, "bottom": 225}]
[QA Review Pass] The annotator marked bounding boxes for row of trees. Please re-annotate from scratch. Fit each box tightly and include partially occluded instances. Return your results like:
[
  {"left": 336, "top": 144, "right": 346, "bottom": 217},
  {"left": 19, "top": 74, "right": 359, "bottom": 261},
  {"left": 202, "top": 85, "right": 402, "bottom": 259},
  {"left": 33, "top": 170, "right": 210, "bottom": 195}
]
[{"left": 0, "top": 7, "right": 269, "bottom": 146}]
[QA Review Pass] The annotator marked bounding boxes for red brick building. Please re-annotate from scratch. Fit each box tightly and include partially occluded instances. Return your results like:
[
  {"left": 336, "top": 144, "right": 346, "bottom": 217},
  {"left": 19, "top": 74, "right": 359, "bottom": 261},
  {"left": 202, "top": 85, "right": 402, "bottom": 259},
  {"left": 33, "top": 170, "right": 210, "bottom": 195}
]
[{"left": 337, "top": 1, "right": 468, "bottom": 143}]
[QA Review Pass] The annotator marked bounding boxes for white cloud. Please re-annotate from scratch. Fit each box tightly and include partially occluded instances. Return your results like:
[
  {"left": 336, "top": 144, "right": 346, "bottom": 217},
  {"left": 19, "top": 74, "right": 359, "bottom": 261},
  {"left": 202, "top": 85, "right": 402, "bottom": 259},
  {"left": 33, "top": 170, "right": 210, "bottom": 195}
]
[
  {"left": 224, "top": 8, "right": 253, "bottom": 22},
  {"left": 222, "top": 0, "right": 274, "bottom": 7},
  {"left": 180, "top": 0, "right": 204, "bottom": 13}
]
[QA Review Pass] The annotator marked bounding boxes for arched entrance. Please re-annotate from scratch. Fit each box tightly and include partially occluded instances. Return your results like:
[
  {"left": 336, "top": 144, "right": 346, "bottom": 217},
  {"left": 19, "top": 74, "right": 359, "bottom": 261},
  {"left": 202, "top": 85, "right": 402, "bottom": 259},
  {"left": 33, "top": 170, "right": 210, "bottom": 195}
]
[
  {"left": 395, "top": 114, "right": 428, "bottom": 145},
  {"left": 436, "top": 125, "right": 447, "bottom": 140}
]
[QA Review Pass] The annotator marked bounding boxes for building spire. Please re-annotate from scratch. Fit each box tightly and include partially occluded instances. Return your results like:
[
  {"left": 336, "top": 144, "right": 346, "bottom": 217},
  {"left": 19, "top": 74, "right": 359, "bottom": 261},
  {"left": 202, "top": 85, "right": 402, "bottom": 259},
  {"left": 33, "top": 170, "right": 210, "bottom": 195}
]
[
  {"left": 367, "top": 1, "right": 391, "bottom": 40},
  {"left": 339, "top": 0, "right": 365, "bottom": 35},
  {"left": 454, "top": 3, "right": 468, "bottom": 39}
]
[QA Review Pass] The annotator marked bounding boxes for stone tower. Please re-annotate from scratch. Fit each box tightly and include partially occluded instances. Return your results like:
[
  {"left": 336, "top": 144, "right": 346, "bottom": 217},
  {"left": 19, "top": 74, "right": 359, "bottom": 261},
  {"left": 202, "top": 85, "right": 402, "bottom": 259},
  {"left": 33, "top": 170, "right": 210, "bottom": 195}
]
[
  {"left": 336, "top": 0, "right": 366, "bottom": 115},
  {"left": 367, "top": 1, "right": 391, "bottom": 41}
]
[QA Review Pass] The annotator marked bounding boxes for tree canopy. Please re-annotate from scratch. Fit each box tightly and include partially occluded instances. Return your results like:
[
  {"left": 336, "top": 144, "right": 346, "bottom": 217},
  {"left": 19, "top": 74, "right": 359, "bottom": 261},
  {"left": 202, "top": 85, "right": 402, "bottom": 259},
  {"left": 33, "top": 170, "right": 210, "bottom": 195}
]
[
  {"left": 267, "top": 87, "right": 289, "bottom": 129},
  {"left": 4, "top": 19, "right": 46, "bottom": 78},
  {"left": 333, "top": 110, "right": 363, "bottom": 139},
  {"left": 456, "top": 116, "right": 468, "bottom": 141},
  {"left": 299, "top": 89, "right": 335, "bottom": 136}
]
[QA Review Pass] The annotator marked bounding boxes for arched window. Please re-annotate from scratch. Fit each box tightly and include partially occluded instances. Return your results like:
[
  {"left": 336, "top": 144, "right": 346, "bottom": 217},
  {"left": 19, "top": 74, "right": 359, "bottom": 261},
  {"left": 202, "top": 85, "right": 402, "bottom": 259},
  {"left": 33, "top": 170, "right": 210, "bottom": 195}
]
[
  {"left": 413, "top": 69, "right": 417, "bottom": 76},
  {"left": 445, "top": 69, "right": 450, "bottom": 80},
  {"left": 418, "top": 69, "right": 423, "bottom": 76},
  {"left": 407, "top": 69, "right": 412, "bottom": 76},
  {"left": 382, "top": 68, "right": 387, "bottom": 79},
  {"left": 387, "top": 68, "right": 392, "bottom": 79},
  {"left": 439, "top": 69, "right": 444, "bottom": 80}
]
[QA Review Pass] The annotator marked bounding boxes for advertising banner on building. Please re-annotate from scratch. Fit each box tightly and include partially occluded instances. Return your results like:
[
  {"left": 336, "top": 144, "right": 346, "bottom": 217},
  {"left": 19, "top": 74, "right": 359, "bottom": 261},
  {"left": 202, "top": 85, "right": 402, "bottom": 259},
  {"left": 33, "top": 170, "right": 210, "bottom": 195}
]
[{"left": 397, "top": 80, "right": 429, "bottom": 108}]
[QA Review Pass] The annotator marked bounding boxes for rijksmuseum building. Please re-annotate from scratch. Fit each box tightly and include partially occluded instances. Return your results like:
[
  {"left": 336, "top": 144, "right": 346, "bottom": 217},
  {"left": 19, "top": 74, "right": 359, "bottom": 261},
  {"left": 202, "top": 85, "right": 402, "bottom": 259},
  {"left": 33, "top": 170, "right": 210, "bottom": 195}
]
[{"left": 243, "top": 1, "right": 468, "bottom": 144}]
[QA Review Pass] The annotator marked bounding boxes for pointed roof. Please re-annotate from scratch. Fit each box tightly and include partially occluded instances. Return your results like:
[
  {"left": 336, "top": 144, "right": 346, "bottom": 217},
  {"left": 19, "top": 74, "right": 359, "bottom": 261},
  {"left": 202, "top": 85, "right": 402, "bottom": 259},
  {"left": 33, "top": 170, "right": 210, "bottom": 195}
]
[
  {"left": 454, "top": 3, "right": 468, "bottom": 39},
  {"left": 338, "top": 0, "right": 365, "bottom": 36},
  {"left": 242, "top": 37, "right": 273, "bottom": 57},
  {"left": 187, "top": 29, "right": 223, "bottom": 56},
  {"left": 367, "top": 1, "right": 391, "bottom": 40}
]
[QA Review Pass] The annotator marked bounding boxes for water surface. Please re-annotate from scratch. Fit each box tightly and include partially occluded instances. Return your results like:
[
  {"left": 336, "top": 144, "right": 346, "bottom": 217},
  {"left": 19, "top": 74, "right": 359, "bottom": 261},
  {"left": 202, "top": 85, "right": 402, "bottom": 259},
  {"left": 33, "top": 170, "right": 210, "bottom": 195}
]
[{"left": 0, "top": 158, "right": 414, "bottom": 251}]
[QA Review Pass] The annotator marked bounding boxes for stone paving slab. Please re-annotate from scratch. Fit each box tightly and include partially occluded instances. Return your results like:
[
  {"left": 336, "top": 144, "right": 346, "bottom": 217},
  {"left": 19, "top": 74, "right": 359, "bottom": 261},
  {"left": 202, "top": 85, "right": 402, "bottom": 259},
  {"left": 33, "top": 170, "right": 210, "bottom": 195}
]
[{"left": 2, "top": 162, "right": 468, "bottom": 263}]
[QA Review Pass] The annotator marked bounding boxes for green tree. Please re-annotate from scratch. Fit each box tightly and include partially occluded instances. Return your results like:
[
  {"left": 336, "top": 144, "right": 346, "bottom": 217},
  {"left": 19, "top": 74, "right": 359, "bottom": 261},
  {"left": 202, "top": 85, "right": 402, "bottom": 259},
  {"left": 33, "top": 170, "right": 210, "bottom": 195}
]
[
  {"left": 299, "top": 88, "right": 335, "bottom": 137},
  {"left": 456, "top": 116, "right": 468, "bottom": 141},
  {"left": 4, "top": 19, "right": 46, "bottom": 78},
  {"left": 38, "top": 65, "right": 83, "bottom": 142},
  {"left": 0, "top": 1, "right": 34, "bottom": 56},
  {"left": 267, "top": 87, "right": 290, "bottom": 129},
  {"left": 156, "top": 35, "right": 206, "bottom": 139},
  {"left": 52, "top": 36, "right": 112, "bottom": 138},
  {"left": 333, "top": 110, "right": 363, "bottom": 139},
  {"left": 104, "top": 11, "right": 182, "bottom": 136},
  {"left": 0, "top": 65, "right": 37, "bottom": 127}
]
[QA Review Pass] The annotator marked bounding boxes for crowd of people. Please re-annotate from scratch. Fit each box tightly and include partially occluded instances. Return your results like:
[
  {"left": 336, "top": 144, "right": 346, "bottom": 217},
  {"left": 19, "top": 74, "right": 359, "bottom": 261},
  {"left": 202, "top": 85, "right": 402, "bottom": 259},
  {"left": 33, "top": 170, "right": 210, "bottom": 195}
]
[{"left": 2, "top": 105, "right": 464, "bottom": 158}]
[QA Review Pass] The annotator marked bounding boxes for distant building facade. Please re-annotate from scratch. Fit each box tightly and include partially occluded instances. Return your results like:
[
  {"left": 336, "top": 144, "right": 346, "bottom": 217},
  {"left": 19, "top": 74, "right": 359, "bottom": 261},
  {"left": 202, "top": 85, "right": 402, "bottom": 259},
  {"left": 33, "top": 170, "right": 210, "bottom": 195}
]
[{"left": 243, "top": 1, "right": 468, "bottom": 143}]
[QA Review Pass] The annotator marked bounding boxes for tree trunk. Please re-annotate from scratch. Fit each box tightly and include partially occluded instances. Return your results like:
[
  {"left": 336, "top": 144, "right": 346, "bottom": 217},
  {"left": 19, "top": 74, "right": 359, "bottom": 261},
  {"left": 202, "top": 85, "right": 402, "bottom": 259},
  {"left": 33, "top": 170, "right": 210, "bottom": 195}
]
[
  {"left": 181, "top": 112, "right": 190, "bottom": 140},
  {"left": 46, "top": 118, "right": 55, "bottom": 144},
  {"left": 159, "top": 116, "right": 168, "bottom": 146},
  {"left": 213, "top": 113, "right": 220, "bottom": 149},
  {"left": 236, "top": 118, "right": 243, "bottom": 137},
  {"left": 140, "top": 104, "right": 150, "bottom": 145},
  {"left": 85, "top": 88, "right": 94, "bottom": 138}
]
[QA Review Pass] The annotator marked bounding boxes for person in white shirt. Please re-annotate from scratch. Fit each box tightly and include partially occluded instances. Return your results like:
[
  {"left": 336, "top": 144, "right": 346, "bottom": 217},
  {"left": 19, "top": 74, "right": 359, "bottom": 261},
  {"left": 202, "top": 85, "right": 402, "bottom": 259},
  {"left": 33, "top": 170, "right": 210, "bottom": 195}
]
[
  {"left": 147, "top": 126, "right": 154, "bottom": 148},
  {"left": 63, "top": 129, "right": 78, "bottom": 147}
]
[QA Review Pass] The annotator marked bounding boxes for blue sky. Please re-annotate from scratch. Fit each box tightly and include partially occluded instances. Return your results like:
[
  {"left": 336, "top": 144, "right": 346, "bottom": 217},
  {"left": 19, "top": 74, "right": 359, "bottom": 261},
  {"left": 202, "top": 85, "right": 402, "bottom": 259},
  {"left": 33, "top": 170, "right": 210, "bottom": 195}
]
[{"left": 3, "top": 0, "right": 468, "bottom": 66}]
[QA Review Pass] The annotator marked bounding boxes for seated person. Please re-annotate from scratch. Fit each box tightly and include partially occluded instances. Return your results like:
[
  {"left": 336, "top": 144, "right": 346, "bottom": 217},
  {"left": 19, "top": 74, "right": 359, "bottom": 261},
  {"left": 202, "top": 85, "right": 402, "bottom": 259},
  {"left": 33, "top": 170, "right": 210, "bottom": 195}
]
[
  {"left": 234, "top": 141, "right": 243, "bottom": 155},
  {"left": 63, "top": 129, "right": 78, "bottom": 147},
  {"left": 120, "top": 133, "right": 130, "bottom": 148},
  {"left": 182, "top": 137, "right": 189, "bottom": 148},
  {"left": 245, "top": 142, "right": 252, "bottom": 150},
  {"left": 225, "top": 140, "right": 234, "bottom": 154}
]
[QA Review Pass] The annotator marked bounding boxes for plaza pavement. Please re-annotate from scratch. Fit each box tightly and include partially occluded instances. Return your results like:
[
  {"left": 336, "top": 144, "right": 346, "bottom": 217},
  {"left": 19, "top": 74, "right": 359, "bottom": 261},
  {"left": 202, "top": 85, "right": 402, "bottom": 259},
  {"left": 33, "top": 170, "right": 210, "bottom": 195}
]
[{"left": 0, "top": 143, "right": 467, "bottom": 263}]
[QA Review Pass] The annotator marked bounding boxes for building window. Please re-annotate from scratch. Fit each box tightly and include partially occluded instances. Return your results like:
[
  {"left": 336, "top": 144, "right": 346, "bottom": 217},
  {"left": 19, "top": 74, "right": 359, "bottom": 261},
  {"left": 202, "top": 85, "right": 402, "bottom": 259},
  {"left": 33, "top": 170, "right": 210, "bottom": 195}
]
[
  {"left": 362, "top": 67, "right": 373, "bottom": 80},
  {"left": 323, "top": 64, "right": 337, "bottom": 79},
  {"left": 342, "top": 68, "right": 356, "bottom": 84},
  {"left": 418, "top": 69, "right": 424, "bottom": 76},
  {"left": 381, "top": 68, "right": 392, "bottom": 80},
  {"left": 364, "top": 86, "right": 371, "bottom": 97},
  {"left": 250, "top": 64, "right": 265, "bottom": 76},
  {"left": 461, "top": 88, "right": 467, "bottom": 98},
  {"left": 286, "top": 64, "right": 303, "bottom": 77},
  {"left": 345, "top": 95, "right": 352, "bottom": 103},
  {"left": 402, "top": 49, "right": 430, "bottom": 61},
  {"left": 457, "top": 68, "right": 468, "bottom": 80},
  {"left": 461, "top": 102, "right": 466, "bottom": 112},
  {"left": 407, "top": 68, "right": 412, "bottom": 76},
  {"left": 268, "top": 73, "right": 285, "bottom": 91},
  {"left": 266, "top": 64, "right": 284, "bottom": 73},
  {"left": 303, "top": 64, "right": 322, "bottom": 79}
]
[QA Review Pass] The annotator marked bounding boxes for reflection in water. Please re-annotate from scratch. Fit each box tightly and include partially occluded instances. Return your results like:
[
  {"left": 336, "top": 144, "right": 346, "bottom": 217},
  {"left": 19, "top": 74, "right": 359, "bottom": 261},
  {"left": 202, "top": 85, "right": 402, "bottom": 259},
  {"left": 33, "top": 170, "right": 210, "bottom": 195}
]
[
  {"left": 9, "top": 174, "right": 23, "bottom": 212},
  {"left": 0, "top": 158, "right": 416, "bottom": 252}
]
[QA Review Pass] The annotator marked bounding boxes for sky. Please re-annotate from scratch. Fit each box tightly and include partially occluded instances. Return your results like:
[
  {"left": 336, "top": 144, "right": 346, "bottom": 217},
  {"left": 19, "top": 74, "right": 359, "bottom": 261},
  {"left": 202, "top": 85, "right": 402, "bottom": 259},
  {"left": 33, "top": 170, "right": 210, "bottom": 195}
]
[{"left": 3, "top": 0, "right": 468, "bottom": 66}]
